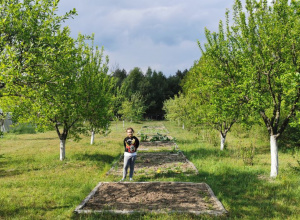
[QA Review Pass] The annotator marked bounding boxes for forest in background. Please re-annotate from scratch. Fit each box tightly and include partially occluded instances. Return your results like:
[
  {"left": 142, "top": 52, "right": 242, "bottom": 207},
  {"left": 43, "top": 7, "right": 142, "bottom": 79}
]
[{"left": 111, "top": 67, "right": 187, "bottom": 120}]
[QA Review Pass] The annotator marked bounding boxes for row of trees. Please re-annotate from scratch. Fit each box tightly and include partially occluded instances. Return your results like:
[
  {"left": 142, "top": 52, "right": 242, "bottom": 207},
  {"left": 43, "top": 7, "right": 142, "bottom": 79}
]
[
  {"left": 164, "top": 0, "right": 300, "bottom": 178},
  {"left": 0, "top": 0, "right": 186, "bottom": 160},
  {"left": 0, "top": 0, "right": 114, "bottom": 160}
]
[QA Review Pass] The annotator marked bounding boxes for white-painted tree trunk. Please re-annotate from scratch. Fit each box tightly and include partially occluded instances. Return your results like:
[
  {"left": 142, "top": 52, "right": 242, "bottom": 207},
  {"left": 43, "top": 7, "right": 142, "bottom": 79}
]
[
  {"left": 60, "top": 139, "right": 66, "bottom": 161},
  {"left": 270, "top": 135, "right": 278, "bottom": 178},
  {"left": 220, "top": 134, "right": 226, "bottom": 151},
  {"left": 91, "top": 130, "right": 95, "bottom": 145},
  {"left": 182, "top": 123, "right": 185, "bottom": 130}
]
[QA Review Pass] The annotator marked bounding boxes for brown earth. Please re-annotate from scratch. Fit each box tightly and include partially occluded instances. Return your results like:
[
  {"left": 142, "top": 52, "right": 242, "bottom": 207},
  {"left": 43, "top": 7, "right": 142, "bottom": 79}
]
[
  {"left": 138, "top": 141, "right": 177, "bottom": 151},
  {"left": 82, "top": 182, "right": 226, "bottom": 215},
  {"left": 108, "top": 152, "right": 198, "bottom": 178}
]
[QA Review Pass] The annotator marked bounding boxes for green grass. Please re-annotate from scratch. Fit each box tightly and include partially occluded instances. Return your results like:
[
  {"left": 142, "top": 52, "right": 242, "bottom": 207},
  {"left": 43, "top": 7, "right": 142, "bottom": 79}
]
[{"left": 0, "top": 121, "right": 299, "bottom": 219}]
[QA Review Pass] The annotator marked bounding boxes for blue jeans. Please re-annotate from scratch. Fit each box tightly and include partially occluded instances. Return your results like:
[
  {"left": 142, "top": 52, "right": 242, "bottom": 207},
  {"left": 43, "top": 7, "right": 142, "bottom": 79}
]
[{"left": 123, "top": 154, "right": 137, "bottom": 179}]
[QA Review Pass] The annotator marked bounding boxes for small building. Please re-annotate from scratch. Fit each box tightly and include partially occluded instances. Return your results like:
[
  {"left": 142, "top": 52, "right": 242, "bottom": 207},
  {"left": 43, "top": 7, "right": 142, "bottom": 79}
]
[{"left": 0, "top": 109, "right": 12, "bottom": 132}]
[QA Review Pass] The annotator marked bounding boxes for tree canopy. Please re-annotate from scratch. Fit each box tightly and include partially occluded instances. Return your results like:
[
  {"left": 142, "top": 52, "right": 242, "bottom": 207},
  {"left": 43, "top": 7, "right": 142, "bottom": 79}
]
[
  {"left": 0, "top": 0, "right": 114, "bottom": 160},
  {"left": 164, "top": 0, "right": 300, "bottom": 178}
]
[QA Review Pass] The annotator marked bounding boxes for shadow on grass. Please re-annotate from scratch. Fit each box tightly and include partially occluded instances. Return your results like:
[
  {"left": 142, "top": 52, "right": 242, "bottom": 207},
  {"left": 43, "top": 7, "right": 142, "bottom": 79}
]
[
  {"left": 180, "top": 147, "right": 235, "bottom": 161},
  {"left": 0, "top": 204, "right": 73, "bottom": 219},
  {"left": 175, "top": 138, "right": 200, "bottom": 145},
  {"left": 71, "top": 212, "right": 222, "bottom": 220},
  {"left": 20, "top": 137, "right": 58, "bottom": 141},
  {"left": 0, "top": 169, "right": 25, "bottom": 178},
  {"left": 0, "top": 154, "right": 6, "bottom": 166},
  {"left": 73, "top": 153, "right": 116, "bottom": 164},
  {"left": 0, "top": 154, "right": 33, "bottom": 178}
]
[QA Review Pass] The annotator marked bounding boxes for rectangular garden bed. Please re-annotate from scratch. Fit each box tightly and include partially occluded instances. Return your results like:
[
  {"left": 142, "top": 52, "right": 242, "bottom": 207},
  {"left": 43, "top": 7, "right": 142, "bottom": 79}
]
[
  {"left": 138, "top": 141, "right": 177, "bottom": 151},
  {"left": 106, "top": 152, "right": 198, "bottom": 177},
  {"left": 74, "top": 182, "right": 228, "bottom": 216}
]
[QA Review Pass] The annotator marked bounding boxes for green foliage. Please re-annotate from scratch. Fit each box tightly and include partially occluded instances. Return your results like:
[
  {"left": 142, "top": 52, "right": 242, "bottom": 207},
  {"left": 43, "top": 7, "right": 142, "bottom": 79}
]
[
  {"left": 278, "top": 120, "right": 300, "bottom": 152},
  {"left": 77, "top": 36, "right": 114, "bottom": 136},
  {"left": 9, "top": 123, "right": 36, "bottom": 134},
  {"left": 150, "top": 133, "right": 172, "bottom": 142},
  {"left": 140, "top": 133, "right": 148, "bottom": 142},
  {"left": 229, "top": 0, "right": 300, "bottom": 136},
  {"left": 202, "top": 128, "right": 219, "bottom": 147},
  {"left": 163, "top": 93, "right": 198, "bottom": 129},
  {"left": 118, "top": 92, "right": 146, "bottom": 122},
  {"left": 239, "top": 144, "right": 256, "bottom": 166},
  {"left": 0, "top": 0, "right": 114, "bottom": 159},
  {"left": 113, "top": 67, "right": 187, "bottom": 119}
]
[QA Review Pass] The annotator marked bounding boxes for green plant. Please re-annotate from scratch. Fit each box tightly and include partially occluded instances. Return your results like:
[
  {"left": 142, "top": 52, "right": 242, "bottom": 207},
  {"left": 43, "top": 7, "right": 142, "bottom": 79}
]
[
  {"left": 140, "top": 133, "right": 148, "bottom": 142},
  {"left": 239, "top": 144, "right": 255, "bottom": 166},
  {"left": 278, "top": 124, "right": 300, "bottom": 152},
  {"left": 150, "top": 133, "right": 172, "bottom": 142},
  {"left": 10, "top": 123, "right": 36, "bottom": 134}
]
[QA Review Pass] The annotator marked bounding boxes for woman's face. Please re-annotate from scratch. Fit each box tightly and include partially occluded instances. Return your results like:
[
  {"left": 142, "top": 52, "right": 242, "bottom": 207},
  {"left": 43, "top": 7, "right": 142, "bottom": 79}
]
[{"left": 127, "top": 129, "right": 133, "bottom": 137}]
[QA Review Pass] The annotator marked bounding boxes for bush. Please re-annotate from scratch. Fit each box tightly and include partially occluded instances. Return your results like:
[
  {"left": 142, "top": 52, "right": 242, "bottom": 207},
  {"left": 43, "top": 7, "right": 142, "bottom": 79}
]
[
  {"left": 239, "top": 144, "right": 256, "bottom": 166},
  {"left": 278, "top": 124, "right": 300, "bottom": 152},
  {"left": 140, "top": 133, "right": 148, "bottom": 142},
  {"left": 9, "top": 123, "right": 36, "bottom": 134}
]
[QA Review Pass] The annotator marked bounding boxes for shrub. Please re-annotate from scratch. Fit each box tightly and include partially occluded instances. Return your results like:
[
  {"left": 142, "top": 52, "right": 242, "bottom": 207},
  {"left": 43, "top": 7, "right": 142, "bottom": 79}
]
[
  {"left": 278, "top": 124, "right": 300, "bottom": 152},
  {"left": 9, "top": 123, "right": 36, "bottom": 134},
  {"left": 239, "top": 143, "right": 255, "bottom": 166},
  {"left": 140, "top": 133, "right": 148, "bottom": 142}
]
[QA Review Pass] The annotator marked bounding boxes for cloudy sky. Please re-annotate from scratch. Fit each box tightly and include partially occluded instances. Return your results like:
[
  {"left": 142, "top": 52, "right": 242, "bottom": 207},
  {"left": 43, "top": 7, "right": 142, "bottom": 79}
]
[{"left": 57, "top": 0, "right": 239, "bottom": 76}]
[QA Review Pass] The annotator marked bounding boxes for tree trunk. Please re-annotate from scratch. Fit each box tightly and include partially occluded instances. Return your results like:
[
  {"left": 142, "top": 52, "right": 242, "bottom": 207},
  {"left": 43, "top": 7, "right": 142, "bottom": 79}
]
[
  {"left": 270, "top": 135, "right": 279, "bottom": 178},
  {"left": 60, "top": 139, "right": 66, "bottom": 161},
  {"left": 220, "top": 133, "right": 226, "bottom": 151},
  {"left": 123, "top": 120, "right": 124, "bottom": 128},
  {"left": 182, "top": 123, "right": 185, "bottom": 130},
  {"left": 91, "top": 130, "right": 95, "bottom": 145}
]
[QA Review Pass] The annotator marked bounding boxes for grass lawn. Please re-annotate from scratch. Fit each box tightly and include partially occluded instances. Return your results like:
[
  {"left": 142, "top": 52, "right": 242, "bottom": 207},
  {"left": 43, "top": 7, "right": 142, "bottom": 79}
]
[{"left": 0, "top": 121, "right": 299, "bottom": 219}]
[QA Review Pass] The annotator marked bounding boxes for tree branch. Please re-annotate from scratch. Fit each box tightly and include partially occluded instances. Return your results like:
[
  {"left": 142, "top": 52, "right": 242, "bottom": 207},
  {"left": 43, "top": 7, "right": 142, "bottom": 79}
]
[
  {"left": 260, "top": 110, "right": 272, "bottom": 135},
  {"left": 277, "top": 87, "right": 300, "bottom": 137}
]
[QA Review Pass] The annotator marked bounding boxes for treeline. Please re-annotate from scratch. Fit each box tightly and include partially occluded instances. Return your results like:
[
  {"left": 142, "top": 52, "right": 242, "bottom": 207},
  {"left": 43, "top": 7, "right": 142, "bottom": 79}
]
[
  {"left": 163, "top": 0, "right": 300, "bottom": 178},
  {"left": 112, "top": 67, "right": 187, "bottom": 120}
]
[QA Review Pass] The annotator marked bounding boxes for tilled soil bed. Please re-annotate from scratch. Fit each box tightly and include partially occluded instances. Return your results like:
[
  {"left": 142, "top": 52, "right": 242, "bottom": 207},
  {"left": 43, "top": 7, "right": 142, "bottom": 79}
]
[
  {"left": 138, "top": 141, "right": 177, "bottom": 151},
  {"left": 75, "top": 182, "right": 227, "bottom": 216},
  {"left": 106, "top": 152, "right": 198, "bottom": 178}
]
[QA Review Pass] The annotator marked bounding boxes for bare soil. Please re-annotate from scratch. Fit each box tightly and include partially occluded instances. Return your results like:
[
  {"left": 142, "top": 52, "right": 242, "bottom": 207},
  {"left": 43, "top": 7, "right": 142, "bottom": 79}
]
[
  {"left": 81, "top": 182, "right": 226, "bottom": 215},
  {"left": 108, "top": 152, "right": 198, "bottom": 178},
  {"left": 138, "top": 141, "right": 177, "bottom": 151}
]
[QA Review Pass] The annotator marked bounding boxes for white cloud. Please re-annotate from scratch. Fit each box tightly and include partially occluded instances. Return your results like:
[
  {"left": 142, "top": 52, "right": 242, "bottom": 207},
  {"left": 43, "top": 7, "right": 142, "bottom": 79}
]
[{"left": 57, "top": 0, "right": 235, "bottom": 76}]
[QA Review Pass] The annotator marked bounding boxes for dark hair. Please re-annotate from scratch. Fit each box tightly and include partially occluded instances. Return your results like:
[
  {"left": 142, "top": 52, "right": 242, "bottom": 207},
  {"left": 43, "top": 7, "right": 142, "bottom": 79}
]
[{"left": 126, "top": 127, "right": 134, "bottom": 133}]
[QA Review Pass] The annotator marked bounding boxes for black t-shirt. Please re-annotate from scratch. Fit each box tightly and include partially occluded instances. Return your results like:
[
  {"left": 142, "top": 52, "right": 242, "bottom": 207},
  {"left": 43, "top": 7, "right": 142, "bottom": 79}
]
[{"left": 124, "top": 136, "right": 139, "bottom": 153}]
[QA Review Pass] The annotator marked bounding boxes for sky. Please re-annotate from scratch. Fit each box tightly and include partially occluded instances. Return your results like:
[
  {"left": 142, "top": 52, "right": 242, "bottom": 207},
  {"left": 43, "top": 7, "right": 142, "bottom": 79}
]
[{"left": 57, "top": 0, "right": 239, "bottom": 76}]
